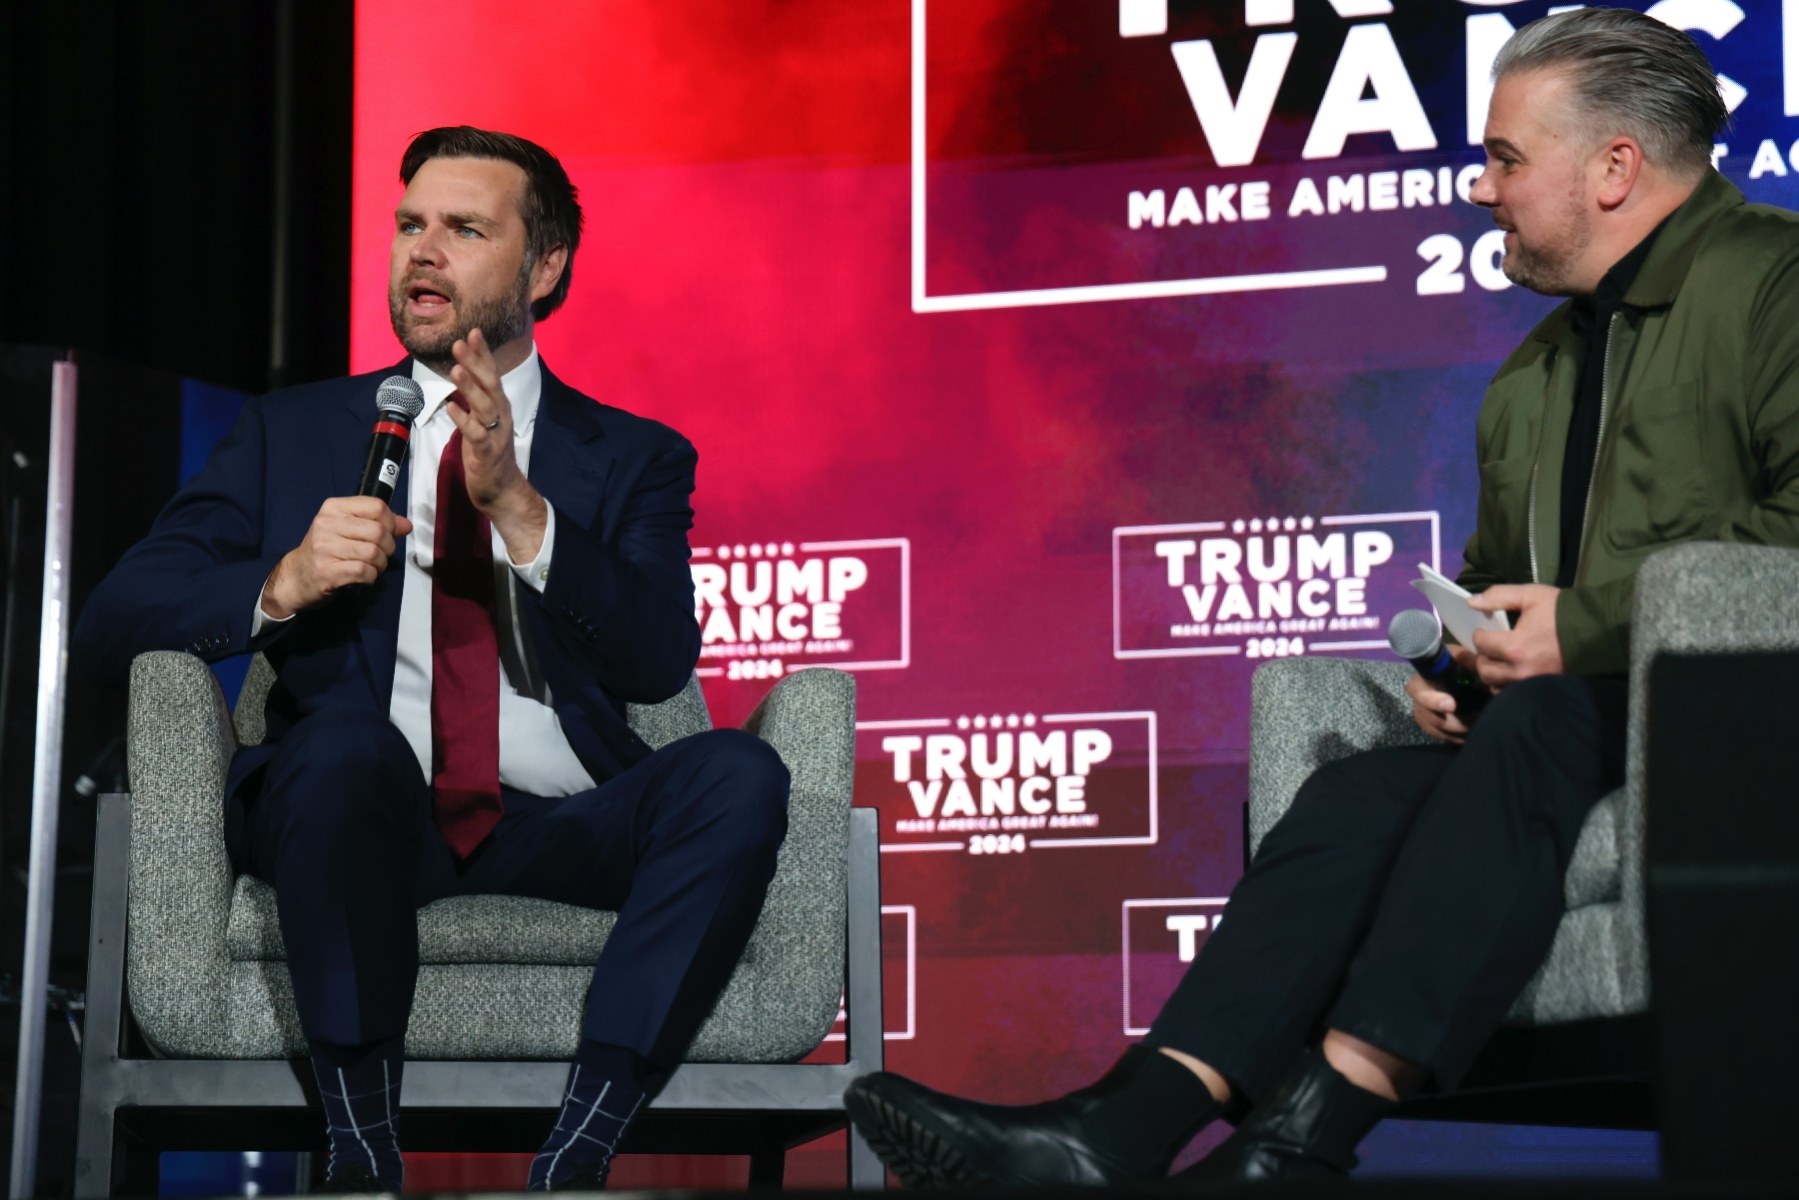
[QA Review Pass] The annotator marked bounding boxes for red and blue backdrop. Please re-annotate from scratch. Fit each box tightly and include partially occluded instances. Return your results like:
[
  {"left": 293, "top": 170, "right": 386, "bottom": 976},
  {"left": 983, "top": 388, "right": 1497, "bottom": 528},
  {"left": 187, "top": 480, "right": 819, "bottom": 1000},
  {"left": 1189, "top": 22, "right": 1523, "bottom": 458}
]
[{"left": 342, "top": 0, "right": 1799, "bottom": 1184}]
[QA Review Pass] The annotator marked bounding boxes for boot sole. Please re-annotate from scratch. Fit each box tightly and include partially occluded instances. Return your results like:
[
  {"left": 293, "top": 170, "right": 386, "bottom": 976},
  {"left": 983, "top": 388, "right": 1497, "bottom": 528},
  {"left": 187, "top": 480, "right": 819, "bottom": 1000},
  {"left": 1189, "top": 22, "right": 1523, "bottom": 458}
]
[{"left": 843, "top": 1081, "right": 993, "bottom": 1188}]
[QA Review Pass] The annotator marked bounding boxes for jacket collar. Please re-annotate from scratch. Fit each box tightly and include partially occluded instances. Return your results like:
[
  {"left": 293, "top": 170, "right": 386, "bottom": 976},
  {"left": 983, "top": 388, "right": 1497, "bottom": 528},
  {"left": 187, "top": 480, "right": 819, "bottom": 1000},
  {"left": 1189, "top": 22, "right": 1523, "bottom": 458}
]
[
  {"left": 1526, "top": 170, "right": 1743, "bottom": 349},
  {"left": 1622, "top": 169, "right": 1743, "bottom": 309},
  {"left": 341, "top": 358, "right": 413, "bottom": 419}
]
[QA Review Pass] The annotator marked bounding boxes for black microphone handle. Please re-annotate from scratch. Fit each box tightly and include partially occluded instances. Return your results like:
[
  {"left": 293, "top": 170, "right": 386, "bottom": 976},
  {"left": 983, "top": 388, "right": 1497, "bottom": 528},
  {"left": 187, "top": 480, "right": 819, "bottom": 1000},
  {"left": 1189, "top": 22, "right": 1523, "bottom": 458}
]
[
  {"left": 1408, "top": 644, "right": 1490, "bottom": 718},
  {"left": 357, "top": 430, "right": 411, "bottom": 502}
]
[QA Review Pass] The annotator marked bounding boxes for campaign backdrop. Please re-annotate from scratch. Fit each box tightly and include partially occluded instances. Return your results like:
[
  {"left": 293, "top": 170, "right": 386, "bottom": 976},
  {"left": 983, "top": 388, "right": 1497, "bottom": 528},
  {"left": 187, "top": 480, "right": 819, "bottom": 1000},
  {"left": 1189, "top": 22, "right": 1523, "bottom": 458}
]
[{"left": 349, "top": 0, "right": 1799, "bottom": 1182}]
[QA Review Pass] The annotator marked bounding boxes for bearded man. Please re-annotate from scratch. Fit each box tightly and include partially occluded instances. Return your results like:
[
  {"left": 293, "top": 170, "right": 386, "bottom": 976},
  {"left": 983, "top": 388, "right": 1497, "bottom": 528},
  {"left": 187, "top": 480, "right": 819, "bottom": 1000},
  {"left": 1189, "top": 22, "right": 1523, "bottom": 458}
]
[
  {"left": 845, "top": 7, "right": 1799, "bottom": 1184},
  {"left": 76, "top": 126, "right": 790, "bottom": 1192}
]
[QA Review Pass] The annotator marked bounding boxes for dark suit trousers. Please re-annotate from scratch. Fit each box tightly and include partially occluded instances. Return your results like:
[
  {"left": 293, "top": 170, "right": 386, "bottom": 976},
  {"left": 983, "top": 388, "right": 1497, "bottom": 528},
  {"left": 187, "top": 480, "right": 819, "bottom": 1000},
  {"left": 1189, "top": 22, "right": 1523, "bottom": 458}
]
[
  {"left": 227, "top": 708, "right": 790, "bottom": 1069},
  {"left": 1145, "top": 674, "right": 1628, "bottom": 1101}
]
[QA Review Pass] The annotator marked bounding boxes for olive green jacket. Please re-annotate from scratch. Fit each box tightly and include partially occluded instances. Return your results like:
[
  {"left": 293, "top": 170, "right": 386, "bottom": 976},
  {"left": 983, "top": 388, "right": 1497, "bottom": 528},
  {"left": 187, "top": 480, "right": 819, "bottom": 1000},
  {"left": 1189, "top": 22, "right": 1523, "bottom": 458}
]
[{"left": 1459, "top": 171, "right": 1799, "bottom": 676}]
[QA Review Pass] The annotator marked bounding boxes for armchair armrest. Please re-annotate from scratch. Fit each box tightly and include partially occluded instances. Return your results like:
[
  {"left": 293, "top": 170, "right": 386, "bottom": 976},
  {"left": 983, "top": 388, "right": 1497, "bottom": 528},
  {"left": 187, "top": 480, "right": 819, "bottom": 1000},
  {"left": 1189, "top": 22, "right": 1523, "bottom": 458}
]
[
  {"left": 1247, "top": 657, "right": 1430, "bottom": 857},
  {"left": 625, "top": 675, "right": 713, "bottom": 748},
  {"left": 124, "top": 650, "right": 240, "bottom": 1054},
  {"left": 741, "top": 667, "right": 856, "bottom": 805},
  {"left": 704, "top": 667, "right": 859, "bottom": 1061},
  {"left": 1615, "top": 542, "right": 1799, "bottom": 1010}
]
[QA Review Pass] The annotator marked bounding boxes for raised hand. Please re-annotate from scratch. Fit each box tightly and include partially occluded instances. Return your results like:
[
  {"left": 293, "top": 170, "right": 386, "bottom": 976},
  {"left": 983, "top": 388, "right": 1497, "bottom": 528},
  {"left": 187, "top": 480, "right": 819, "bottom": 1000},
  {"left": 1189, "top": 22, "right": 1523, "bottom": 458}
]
[{"left": 446, "top": 326, "right": 548, "bottom": 562}]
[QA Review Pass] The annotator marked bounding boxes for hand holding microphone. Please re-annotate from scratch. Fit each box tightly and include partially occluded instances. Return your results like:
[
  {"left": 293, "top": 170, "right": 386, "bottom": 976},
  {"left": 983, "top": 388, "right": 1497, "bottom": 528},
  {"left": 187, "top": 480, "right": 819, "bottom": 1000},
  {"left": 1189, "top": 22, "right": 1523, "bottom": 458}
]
[
  {"left": 1390, "top": 608, "right": 1490, "bottom": 744},
  {"left": 261, "top": 377, "right": 424, "bottom": 619}
]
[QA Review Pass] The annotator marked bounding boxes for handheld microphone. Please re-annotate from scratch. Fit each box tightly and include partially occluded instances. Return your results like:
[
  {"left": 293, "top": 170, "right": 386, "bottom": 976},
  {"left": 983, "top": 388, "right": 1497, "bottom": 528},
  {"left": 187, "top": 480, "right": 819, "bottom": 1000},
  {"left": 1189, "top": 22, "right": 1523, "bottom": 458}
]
[
  {"left": 358, "top": 376, "right": 426, "bottom": 502},
  {"left": 1387, "top": 608, "right": 1490, "bottom": 719}
]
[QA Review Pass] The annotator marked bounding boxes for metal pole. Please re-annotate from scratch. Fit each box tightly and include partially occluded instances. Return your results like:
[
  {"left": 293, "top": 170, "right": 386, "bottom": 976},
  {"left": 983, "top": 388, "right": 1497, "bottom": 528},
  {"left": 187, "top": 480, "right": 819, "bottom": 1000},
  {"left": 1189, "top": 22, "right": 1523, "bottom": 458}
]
[
  {"left": 10, "top": 357, "right": 78, "bottom": 1200},
  {"left": 268, "top": 0, "right": 297, "bottom": 388}
]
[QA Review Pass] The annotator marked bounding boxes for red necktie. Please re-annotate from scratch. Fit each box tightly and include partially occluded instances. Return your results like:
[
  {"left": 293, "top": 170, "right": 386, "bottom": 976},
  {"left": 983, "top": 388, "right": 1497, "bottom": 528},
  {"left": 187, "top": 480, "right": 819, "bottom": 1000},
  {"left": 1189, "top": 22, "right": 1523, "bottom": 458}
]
[{"left": 430, "top": 392, "right": 503, "bottom": 858}]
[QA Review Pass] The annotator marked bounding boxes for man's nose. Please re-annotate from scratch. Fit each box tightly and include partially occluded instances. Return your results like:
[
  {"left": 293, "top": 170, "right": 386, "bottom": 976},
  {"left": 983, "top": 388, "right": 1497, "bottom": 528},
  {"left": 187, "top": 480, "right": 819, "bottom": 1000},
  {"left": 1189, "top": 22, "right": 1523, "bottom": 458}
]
[
  {"left": 410, "top": 226, "right": 447, "bottom": 263},
  {"left": 1469, "top": 167, "right": 1498, "bottom": 208}
]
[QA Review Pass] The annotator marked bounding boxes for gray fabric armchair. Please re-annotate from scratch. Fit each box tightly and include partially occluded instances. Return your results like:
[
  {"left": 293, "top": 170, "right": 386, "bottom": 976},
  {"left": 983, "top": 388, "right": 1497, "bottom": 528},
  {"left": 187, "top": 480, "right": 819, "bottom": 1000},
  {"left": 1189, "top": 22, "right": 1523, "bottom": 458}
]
[
  {"left": 76, "top": 654, "right": 885, "bottom": 1193},
  {"left": 1245, "top": 542, "right": 1799, "bottom": 1117}
]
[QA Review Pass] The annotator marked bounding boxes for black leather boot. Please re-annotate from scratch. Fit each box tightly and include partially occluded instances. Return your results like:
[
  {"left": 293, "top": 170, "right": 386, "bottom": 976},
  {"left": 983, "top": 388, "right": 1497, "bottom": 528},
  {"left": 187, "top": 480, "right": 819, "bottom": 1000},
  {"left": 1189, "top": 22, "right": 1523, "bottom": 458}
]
[
  {"left": 843, "top": 1044, "right": 1221, "bottom": 1188},
  {"left": 1179, "top": 1047, "right": 1394, "bottom": 1181}
]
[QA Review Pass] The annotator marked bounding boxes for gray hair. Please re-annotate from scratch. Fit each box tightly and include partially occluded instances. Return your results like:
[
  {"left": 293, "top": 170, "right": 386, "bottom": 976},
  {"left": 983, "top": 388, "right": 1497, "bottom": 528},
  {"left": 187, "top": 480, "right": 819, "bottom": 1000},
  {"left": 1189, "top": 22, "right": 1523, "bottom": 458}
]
[{"left": 1494, "top": 7, "right": 1728, "bottom": 177}]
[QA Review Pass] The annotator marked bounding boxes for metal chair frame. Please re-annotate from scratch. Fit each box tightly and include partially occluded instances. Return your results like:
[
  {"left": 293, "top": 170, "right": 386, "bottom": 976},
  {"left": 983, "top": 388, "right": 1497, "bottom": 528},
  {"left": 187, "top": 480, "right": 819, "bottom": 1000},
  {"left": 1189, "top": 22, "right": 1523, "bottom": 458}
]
[{"left": 74, "top": 797, "right": 887, "bottom": 1194}]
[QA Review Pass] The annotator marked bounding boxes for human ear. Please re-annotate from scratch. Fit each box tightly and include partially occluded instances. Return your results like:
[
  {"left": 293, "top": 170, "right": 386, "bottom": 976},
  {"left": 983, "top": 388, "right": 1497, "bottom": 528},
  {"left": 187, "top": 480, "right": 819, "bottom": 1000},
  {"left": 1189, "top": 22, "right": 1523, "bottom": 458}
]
[{"left": 1596, "top": 137, "right": 1643, "bottom": 209}]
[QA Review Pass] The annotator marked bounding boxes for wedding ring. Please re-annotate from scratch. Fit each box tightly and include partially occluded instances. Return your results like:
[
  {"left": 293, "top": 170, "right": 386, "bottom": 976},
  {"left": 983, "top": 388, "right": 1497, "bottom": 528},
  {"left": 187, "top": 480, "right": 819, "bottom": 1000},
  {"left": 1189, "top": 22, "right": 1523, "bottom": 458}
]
[{"left": 485, "top": 418, "right": 503, "bottom": 430}]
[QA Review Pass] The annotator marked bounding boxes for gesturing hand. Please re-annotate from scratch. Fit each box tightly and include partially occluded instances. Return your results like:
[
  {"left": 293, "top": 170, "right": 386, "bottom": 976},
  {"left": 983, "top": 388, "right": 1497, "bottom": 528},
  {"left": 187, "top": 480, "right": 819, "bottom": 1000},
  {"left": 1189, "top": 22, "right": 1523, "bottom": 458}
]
[
  {"left": 446, "top": 327, "right": 547, "bottom": 562},
  {"left": 262, "top": 496, "right": 413, "bottom": 618},
  {"left": 1469, "top": 583, "right": 1564, "bottom": 689}
]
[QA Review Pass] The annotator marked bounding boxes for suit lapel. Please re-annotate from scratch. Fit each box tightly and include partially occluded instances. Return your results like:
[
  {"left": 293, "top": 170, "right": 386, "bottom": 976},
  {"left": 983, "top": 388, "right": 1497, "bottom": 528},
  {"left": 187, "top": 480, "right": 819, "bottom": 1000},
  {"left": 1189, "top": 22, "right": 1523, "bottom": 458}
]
[{"left": 529, "top": 363, "right": 610, "bottom": 530}]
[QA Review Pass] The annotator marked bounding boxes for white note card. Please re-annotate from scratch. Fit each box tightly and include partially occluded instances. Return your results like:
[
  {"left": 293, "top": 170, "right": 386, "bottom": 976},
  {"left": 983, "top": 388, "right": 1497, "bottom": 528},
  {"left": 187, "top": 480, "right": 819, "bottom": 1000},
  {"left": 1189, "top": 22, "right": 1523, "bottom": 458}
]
[{"left": 1410, "top": 562, "right": 1510, "bottom": 647}]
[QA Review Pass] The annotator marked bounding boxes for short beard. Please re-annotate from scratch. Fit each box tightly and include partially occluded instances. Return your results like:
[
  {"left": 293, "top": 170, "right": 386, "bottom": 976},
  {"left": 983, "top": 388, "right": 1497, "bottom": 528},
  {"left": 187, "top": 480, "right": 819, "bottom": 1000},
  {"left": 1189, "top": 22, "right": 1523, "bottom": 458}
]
[
  {"left": 1501, "top": 236, "right": 1588, "bottom": 297},
  {"left": 1500, "top": 181, "right": 1593, "bottom": 298},
  {"left": 390, "top": 258, "right": 534, "bottom": 372}
]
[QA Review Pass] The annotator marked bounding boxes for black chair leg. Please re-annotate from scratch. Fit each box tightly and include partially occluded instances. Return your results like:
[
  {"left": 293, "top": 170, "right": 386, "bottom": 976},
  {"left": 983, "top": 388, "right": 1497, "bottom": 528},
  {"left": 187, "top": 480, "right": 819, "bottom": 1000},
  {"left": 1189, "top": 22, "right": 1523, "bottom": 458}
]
[
  {"left": 116, "top": 1128, "right": 162, "bottom": 1199},
  {"left": 747, "top": 1146, "right": 785, "bottom": 1189}
]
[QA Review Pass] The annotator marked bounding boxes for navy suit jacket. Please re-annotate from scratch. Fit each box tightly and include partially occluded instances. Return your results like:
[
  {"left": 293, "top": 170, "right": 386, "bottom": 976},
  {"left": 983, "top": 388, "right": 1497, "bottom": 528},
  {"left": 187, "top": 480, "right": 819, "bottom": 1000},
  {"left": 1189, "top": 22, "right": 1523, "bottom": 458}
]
[{"left": 74, "top": 359, "right": 701, "bottom": 798}]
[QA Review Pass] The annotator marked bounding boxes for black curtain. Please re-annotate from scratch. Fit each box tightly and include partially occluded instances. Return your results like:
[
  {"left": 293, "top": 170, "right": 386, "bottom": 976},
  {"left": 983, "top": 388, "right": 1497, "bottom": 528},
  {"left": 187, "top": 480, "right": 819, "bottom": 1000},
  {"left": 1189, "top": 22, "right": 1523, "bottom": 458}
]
[
  {"left": 1, "top": 4, "right": 353, "bottom": 1189},
  {"left": 0, "top": 0, "right": 355, "bottom": 393}
]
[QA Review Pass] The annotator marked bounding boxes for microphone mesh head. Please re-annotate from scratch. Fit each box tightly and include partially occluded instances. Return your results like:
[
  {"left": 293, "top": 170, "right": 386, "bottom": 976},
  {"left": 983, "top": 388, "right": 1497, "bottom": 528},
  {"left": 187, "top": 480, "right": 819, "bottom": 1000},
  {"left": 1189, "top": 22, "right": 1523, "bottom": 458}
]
[
  {"left": 1387, "top": 608, "right": 1443, "bottom": 659},
  {"left": 374, "top": 375, "right": 426, "bottom": 422}
]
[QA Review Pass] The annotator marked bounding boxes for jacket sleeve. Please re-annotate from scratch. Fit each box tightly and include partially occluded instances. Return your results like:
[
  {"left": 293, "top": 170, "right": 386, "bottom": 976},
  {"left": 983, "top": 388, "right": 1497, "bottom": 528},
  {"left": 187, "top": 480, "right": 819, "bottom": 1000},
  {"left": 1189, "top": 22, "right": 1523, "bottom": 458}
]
[
  {"left": 523, "top": 429, "right": 700, "bottom": 704},
  {"left": 1555, "top": 578, "right": 1632, "bottom": 676},
  {"left": 1705, "top": 247, "right": 1799, "bottom": 550},
  {"left": 72, "top": 397, "right": 289, "bottom": 686},
  {"left": 1558, "top": 241, "right": 1799, "bottom": 676}
]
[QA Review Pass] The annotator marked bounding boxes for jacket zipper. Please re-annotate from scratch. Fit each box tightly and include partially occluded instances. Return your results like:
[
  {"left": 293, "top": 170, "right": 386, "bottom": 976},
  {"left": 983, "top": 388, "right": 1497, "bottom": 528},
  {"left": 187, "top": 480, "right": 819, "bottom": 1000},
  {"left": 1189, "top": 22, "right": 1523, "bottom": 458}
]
[{"left": 1527, "top": 462, "right": 1541, "bottom": 584}]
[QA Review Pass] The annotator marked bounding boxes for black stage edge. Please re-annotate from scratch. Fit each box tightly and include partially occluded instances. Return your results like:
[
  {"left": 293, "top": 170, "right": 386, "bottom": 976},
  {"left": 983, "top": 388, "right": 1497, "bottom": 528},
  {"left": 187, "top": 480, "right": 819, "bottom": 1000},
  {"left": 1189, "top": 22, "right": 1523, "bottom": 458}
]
[
  {"left": 129, "top": 1185, "right": 1789, "bottom": 1198},
  {"left": 1647, "top": 650, "right": 1799, "bottom": 1183}
]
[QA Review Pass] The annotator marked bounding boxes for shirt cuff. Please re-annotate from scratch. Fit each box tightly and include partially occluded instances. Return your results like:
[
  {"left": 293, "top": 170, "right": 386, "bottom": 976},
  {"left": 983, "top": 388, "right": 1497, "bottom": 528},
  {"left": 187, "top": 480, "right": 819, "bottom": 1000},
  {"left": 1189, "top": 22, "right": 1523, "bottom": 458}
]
[
  {"left": 251, "top": 588, "right": 296, "bottom": 638},
  {"left": 509, "top": 503, "right": 555, "bottom": 593}
]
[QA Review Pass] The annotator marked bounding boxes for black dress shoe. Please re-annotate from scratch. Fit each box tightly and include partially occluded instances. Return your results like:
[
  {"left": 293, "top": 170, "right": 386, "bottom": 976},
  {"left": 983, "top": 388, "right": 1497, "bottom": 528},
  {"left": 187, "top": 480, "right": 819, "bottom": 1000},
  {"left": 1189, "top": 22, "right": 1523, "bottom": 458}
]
[
  {"left": 316, "top": 1165, "right": 393, "bottom": 1194},
  {"left": 1179, "top": 1047, "right": 1393, "bottom": 1182},
  {"left": 844, "top": 1073, "right": 1136, "bottom": 1188},
  {"left": 843, "top": 1045, "right": 1218, "bottom": 1188}
]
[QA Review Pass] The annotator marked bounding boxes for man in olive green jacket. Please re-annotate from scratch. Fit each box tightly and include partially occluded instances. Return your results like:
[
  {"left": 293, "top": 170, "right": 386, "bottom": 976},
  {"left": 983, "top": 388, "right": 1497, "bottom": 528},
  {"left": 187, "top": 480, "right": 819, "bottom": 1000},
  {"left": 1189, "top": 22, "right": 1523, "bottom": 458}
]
[
  {"left": 843, "top": 8, "right": 1799, "bottom": 1187},
  {"left": 1458, "top": 166, "right": 1799, "bottom": 679}
]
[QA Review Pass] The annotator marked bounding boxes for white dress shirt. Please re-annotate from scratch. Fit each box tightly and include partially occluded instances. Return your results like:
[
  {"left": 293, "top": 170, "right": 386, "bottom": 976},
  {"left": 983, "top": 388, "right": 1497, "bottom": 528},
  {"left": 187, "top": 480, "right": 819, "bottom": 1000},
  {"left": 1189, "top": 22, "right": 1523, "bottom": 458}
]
[
  {"left": 256, "top": 347, "right": 598, "bottom": 797},
  {"left": 391, "top": 349, "right": 598, "bottom": 796}
]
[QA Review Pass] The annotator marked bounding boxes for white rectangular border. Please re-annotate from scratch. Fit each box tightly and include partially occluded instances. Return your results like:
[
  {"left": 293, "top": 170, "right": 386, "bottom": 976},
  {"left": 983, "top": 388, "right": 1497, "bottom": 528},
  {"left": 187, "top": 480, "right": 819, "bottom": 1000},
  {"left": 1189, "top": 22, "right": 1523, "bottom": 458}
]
[
  {"left": 695, "top": 537, "right": 911, "bottom": 677},
  {"left": 1111, "top": 511, "right": 1441, "bottom": 660},
  {"left": 1121, "top": 896, "right": 1230, "bottom": 1036},
  {"left": 825, "top": 904, "right": 918, "bottom": 1042},
  {"left": 910, "top": 0, "right": 1387, "bottom": 314},
  {"left": 858, "top": 710, "right": 1158, "bottom": 853}
]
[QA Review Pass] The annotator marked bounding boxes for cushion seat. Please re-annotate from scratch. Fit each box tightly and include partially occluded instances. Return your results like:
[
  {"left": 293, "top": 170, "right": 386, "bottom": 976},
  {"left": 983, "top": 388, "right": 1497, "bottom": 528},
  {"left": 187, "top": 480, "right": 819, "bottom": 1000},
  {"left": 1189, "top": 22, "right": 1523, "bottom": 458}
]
[
  {"left": 120, "top": 657, "right": 856, "bottom": 1063},
  {"left": 226, "top": 879, "right": 625, "bottom": 966},
  {"left": 1563, "top": 792, "right": 1619, "bottom": 909}
]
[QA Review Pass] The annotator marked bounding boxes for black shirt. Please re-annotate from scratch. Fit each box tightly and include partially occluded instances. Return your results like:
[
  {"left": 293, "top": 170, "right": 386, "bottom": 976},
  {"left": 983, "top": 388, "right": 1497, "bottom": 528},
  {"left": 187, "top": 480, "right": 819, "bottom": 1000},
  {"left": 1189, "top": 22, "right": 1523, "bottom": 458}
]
[{"left": 1556, "top": 225, "right": 1663, "bottom": 588}]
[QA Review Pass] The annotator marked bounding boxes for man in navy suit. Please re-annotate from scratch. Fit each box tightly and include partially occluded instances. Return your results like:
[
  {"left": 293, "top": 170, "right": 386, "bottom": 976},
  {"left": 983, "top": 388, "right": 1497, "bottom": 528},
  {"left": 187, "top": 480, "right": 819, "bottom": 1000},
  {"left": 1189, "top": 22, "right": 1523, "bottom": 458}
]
[{"left": 75, "top": 126, "right": 790, "bottom": 1192}]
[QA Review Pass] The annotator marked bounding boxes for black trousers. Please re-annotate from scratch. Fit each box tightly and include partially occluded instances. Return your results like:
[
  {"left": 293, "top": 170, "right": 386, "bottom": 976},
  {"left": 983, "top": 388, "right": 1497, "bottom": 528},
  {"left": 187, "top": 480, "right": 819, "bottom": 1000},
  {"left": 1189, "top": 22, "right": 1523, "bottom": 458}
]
[
  {"left": 226, "top": 708, "right": 791, "bottom": 1070},
  {"left": 1146, "top": 674, "right": 1628, "bottom": 1101}
]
